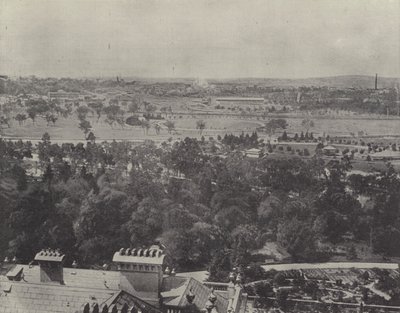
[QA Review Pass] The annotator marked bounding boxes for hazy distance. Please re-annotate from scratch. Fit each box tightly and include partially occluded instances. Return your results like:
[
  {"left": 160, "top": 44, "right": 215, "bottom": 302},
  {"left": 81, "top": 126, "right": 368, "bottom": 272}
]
[{"left": 0, "top": 0, "right": 399, "bottom": 79}]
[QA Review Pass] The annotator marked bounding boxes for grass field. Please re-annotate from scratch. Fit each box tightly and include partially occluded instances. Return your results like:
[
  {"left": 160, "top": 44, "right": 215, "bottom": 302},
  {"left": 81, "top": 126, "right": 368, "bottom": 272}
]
[
  {"left": 3, "top": 110, "right": 400, "bottom": 146},
  {"left": 285, "top": 117, "right": 400, "bottom": 137},
  {"left": 1, "top": 115, "right": 263, "bottom": 142}
]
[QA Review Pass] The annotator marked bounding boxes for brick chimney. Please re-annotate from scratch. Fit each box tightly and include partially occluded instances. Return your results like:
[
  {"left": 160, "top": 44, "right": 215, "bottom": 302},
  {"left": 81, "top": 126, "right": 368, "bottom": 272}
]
[
  {"left": 112, "top": 246, "right": 165, "bottom": 306},
  {"left": 34, "top": 249, "right": 65, "bottom": 284}
]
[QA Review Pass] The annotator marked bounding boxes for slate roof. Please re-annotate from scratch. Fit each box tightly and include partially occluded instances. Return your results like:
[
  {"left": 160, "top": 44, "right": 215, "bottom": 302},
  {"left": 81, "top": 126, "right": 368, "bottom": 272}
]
[
  {"left": 0, "top": 264, "right": 161, "bottom": 313},
  {"left": 161, "top": 276, "right": 228, "bottom": 313},
  {"left": 0, "top": 279, "right": 116, "bottom": 313},
  {"left": 0, "top": 263, "right": 236, "bottom": 313}
]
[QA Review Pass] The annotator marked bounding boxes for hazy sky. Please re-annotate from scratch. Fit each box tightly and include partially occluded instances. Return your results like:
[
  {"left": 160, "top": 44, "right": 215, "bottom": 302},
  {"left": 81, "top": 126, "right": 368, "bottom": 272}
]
[{"left": 0, "top": 0, "right": 399, "bottom": 78}]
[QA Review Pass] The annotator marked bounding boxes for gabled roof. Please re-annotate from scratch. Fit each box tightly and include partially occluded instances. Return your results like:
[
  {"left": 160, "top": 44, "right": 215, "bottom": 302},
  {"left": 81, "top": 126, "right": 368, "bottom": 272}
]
[
  {"left": 161, "top": 276, "right": 228, "bottom": 313},
  {"left": 0, "top": 277, "right": 117, "bottom": 313},
  {"left": 0, "top": 264, "right": 159, "bottom": 313}
]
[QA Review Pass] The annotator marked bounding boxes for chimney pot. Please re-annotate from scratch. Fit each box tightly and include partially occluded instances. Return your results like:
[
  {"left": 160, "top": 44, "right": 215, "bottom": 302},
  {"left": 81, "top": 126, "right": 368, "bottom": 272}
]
[
  {"left": 92, "top": 303, "right": 100, "bottom": 313},
  {"left": 129, "top": 306, "right": 137, "bottom": 313},
  {"left": 100, "top": 304, "right": 108, "bottom": 313},
  {"left": 119, "top": 248, "right": 125, "bottom": 255},
  {"left": 205, "top": 300, "right": 214, "bottom": 313},
  {"left": 126, "top": 248, "right": 132, "bottom": 256},
  {"left": 4, "top": 256, "right": 9, "bottom": 263},
  {"left": 229, "top": 272, "right": 236, "bottom": 282},
  {"left": 236, "top": 273, "right": 242, "bottom": 284},
  {"left": 121, "top": 303, "right": 129, "bottom": 313},
  {"left": 209, "top": 289, "right": 217, "bottom": 303},
  {"left": 110, "top": 304, "right": 118, "bottom": 313},
  {"left": 83, "top": 303, "right": 90, "bottom": 313},
  {"left": 186, "top": 288, "right": 195, "bottom": 303},
  {"left": 12, "top": 256, "right": 17, "bottom": 263}
]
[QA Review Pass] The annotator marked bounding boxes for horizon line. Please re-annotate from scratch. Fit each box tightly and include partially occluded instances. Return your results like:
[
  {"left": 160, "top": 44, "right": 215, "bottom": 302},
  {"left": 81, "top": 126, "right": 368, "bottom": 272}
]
[{"left": 2, "top": 74, "right": 400, "bottom": 81}]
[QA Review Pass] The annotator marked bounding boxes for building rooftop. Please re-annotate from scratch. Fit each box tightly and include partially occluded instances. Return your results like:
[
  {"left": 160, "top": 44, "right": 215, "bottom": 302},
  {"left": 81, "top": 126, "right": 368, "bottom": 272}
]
[
  {"left": 216, "top": 97, "right": 264, "bottom": 101},
  {"left": 0, "top": 247, "right": 247, "bottom": 313},
  {"left": 0, "top": 264, "right": 159, "bottom": 313},
  {"left": 161, "top": 276, "right": 228, "bottom": 313}
]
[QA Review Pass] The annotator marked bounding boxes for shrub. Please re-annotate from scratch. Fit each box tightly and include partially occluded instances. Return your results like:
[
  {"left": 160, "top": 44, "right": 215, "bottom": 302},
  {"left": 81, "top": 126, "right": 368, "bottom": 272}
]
[{"left": 125, "top": 115, "right": 142, "bottom": 126}]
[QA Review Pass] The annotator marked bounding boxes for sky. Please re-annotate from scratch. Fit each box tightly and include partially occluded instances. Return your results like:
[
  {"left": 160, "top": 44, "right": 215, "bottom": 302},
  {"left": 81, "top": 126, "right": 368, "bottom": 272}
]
[{"left": 0, "top": 0, "right": 399, "bottom": 79}]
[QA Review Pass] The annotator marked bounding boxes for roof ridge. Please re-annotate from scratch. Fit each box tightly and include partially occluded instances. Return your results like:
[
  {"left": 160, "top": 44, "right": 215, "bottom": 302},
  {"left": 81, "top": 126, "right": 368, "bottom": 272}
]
[{"left": 4, "top": 280, "right": 120, "bottom": 292}]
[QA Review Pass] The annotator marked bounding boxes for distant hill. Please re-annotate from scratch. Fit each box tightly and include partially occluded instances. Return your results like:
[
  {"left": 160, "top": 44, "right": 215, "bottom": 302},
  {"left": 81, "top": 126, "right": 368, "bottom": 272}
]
[{"left": 211, "top": 75, "right": 400, "bottom": 89}]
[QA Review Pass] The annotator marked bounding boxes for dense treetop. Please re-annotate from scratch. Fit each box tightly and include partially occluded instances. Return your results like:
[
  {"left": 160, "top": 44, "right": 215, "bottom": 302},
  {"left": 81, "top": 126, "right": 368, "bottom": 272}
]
[{"left": 1, "top": 133, "right": 400, "bottom": 280}]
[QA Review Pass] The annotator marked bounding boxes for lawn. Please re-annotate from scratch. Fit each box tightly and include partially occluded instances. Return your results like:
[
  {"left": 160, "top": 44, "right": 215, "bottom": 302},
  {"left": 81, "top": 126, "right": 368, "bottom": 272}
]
[
  {"left": 1, "top": 115, "right": 263, "bottom": 143},
  {"left": 4, "top": 108, "right": 400, "bottom": 147},
  {"left": 280, "top": 117, "right": 400, "bottom": 138}
]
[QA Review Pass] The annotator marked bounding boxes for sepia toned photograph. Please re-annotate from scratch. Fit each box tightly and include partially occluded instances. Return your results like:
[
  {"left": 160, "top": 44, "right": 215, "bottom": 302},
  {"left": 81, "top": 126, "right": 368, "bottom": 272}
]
[{"left": 0, "top": 0, "right": 400, "bottom": 312}]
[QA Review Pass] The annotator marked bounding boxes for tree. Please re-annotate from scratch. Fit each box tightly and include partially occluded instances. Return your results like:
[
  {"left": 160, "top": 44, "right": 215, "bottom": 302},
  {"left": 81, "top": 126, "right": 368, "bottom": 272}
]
[
  {"left": 7, "top": 185, "right": 56, "bottom": 262},
  {"left": 88, "top": 102, "right": 103, "bottom": 121},
  {"left": 79, "top": 119, "right": 92, "bottom": 137},
  {"left": 230, "top": 224, "right": 259, "bottom": 264},
  {"left": 170, "top": 137, "right": 208, "bottom": 177},
  {"left": 45, "top": 113, "right": 58, "bottom": 126},
  {"left": 277, "top": 217, "right": 320, "bottom": 261},
  {"left": 75, "top": 185, "right": 130, "bottom": 265},
  {"left": 154, "top": 123, "right": 161, "bottom": 135},
  {"left": 128, "top": 102, "right": 139, "bottom": 114},
  {"left": 103, "top": 104, "right": 124, "bottom": 128},
  {"left": 141, "top": 120, "right": 151, "bottom": 135},
  {"left": 165, "top": 120, "right": 175, "bottom": 134},
  {"left": 76, "top": 106, "right": 90, "bottom": 120},
  {"left": 15, "top": 114, "right": 27, "bottom": 126},
  {"left": 144, "top": 103, "right": 157, "bottom": 115},
  {"left": 0, "top": 116, "right": 10, "bottom": 128},
  {"left": 348, "top": 245, "right": 357, "bottom": 260},
  {"left": 301, "top": 118, "right": 315, "bottom": 132},
  {"left": 196, "top": 120, "right": 206, "bottom": 135},
  {"left": 273, "top": 272, "right": 287, "bottom": 287},
  {"left": 276, "top": 289, "right": 288, "bottom": 309},
  {"left": 264, "top": 119, "right": 288, "bottom": 140},
  {"left": 27, "top": 107, "right": 37, "bottom": 124},
  {"left": 86, "top": 131, "right": 96, "bottom": 143}
]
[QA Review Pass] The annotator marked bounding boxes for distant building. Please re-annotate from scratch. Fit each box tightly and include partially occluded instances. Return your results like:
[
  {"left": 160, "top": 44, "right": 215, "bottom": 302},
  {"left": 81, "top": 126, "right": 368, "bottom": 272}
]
[
  {"left": 322, "top": 145, "right": 338, "bottom": 156},
  {"left": 371, "top": 150, "right": 400, "bottom": 160},
  {"left": 0, "top": 245, "right": 248, "bottom": 313},
  {"left": 244, "top": 148, "right": 262, "bottom": 158},
  {"left": 215, "top": 97, "right": 265, "bottom": 109},
  {"left": 48, "top": 90, "right": 80, "bottom": 101}
]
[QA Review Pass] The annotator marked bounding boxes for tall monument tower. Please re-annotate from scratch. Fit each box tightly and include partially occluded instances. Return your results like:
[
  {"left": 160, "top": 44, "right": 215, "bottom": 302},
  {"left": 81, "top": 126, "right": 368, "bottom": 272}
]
[{"left": 375, "top": 73, "right": 378, "bottom": 90}]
